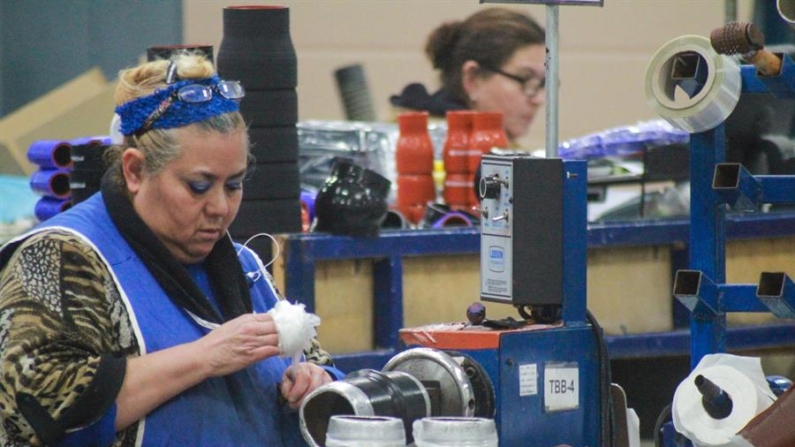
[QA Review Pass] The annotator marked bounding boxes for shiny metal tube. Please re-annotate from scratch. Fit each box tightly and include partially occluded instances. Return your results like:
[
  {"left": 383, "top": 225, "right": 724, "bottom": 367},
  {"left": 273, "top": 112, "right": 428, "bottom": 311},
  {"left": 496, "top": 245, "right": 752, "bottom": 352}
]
[{"left": 299, "top": 369, "right": 430, "bottom": 447}]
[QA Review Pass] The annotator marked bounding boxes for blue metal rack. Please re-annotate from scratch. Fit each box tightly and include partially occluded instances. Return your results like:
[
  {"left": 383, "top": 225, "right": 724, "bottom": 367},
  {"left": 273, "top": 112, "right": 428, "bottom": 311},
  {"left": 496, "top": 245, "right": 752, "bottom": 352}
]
[
  {"left": 676, "top": 62, "right": 795, "bottom": 369},
  {"left": 281, "top": 213, "right": 795, "bottom": 372}
]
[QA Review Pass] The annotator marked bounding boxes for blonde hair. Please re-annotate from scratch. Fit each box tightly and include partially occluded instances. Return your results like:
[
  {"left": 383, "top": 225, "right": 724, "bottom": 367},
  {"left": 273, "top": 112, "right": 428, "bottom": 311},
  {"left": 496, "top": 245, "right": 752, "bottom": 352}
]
[{"left": 105, "top": 53, "right": 248, "bottom": 185}]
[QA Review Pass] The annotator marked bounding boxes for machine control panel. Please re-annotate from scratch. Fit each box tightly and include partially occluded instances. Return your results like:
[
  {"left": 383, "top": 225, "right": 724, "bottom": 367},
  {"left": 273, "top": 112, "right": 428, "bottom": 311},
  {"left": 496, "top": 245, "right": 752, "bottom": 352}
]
[
  {"left": 480, "top": 155, "right": 582, "bottom": 307},
  {"left": 479, "top": 173, "right": 507, "bottom": 201},
  {"left": 480, "top": 158, "right": 516, "bottom": 302}
]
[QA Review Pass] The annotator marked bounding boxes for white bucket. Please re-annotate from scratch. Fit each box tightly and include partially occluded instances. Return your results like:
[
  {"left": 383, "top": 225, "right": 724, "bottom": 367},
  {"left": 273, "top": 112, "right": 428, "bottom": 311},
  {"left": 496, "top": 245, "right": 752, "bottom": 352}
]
[
  {"left": 412, "top": 417, "right": 498, "bottom": 447},
  {"left": 325, "top": 415, "right": 406, "bottom": 447}
]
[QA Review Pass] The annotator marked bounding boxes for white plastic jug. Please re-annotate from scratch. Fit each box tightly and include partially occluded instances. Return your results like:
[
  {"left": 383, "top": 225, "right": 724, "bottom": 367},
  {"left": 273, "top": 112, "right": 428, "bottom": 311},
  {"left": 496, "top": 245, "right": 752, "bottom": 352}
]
[
  {"left": 412, "top": 417, "right": 498, "bottom": 447},
  {"left": 325, "top": 415, "right": 406, "bottom": 447}
]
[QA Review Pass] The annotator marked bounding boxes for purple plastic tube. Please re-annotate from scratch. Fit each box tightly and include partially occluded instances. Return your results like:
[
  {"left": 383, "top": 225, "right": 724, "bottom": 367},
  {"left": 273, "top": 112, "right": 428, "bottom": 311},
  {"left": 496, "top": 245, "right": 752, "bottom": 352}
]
[
  {"left": 30, "top": 169, "right": 71, "bottom": 199},
  {"left": 34, "top": 197, "right": 72, "bottom": 222},
  {"left": 27, "top": 140, "right": 73, "bottom": 169}
]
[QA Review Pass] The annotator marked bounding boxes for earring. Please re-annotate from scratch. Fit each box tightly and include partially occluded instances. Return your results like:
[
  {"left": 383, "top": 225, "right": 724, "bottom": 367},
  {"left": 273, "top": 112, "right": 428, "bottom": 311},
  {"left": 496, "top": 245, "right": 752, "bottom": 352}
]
[{"left": 469, "top": 95, "right": 478, "bottom": 103}]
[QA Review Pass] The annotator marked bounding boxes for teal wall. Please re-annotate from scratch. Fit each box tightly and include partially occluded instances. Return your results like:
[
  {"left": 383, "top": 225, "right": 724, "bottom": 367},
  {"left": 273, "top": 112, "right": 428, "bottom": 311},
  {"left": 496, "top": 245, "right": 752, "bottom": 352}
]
[{"left": 0, "top": 0, "right": 182, "bottom": 117}]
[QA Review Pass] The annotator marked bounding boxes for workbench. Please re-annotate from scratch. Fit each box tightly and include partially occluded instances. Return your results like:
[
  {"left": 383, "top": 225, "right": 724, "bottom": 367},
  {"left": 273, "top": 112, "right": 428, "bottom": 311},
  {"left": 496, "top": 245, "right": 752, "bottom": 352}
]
[{"left": 272, "top": 212, "right": 795, "bottom": 373}]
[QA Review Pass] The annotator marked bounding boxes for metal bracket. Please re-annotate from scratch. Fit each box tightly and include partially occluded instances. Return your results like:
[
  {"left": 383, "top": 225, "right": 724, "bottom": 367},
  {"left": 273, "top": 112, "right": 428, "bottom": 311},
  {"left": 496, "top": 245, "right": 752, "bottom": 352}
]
[
  {"left": 673, "top": 270, "right": 720, "bottom": 316},
  {"left": 757, "top": 272, "right": 795, "bottom": 318}
]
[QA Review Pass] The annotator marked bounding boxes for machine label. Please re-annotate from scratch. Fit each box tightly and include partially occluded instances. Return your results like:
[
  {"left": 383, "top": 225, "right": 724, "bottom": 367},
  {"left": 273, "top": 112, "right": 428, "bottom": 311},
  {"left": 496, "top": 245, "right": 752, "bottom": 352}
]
[
  {"left": 518, "top": 363, "right": 538, "bottom": 396},
  {"left": 544, "top": 362, "right": 579, "bottom": 411},
  {"left": 488, "top": 246, "right": 506, "bottom": 272}
]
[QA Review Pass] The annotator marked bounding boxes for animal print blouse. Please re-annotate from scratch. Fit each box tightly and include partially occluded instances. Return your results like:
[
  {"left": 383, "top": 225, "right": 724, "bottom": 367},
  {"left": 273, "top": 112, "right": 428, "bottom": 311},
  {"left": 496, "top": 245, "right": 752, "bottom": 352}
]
[{"left": 0, "top": 229, "right": 333, "bottom": 446}]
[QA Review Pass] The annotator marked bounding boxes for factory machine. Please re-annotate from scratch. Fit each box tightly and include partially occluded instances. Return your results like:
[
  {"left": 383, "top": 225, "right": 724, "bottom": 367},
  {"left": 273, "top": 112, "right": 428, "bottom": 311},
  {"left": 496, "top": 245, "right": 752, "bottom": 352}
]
[
  {"left": 299, "top": 156, "right": 617, "bottom": 447},
  {"left": 298, "top": 0, "right": 616, "bottom": 444}
]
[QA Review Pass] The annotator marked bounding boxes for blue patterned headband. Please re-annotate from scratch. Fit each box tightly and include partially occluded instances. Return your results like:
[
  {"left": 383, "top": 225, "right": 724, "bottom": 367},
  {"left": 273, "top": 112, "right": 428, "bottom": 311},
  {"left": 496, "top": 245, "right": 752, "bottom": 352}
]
[{"left": 115, "top": 75, "right": 243, "bottom": 136}]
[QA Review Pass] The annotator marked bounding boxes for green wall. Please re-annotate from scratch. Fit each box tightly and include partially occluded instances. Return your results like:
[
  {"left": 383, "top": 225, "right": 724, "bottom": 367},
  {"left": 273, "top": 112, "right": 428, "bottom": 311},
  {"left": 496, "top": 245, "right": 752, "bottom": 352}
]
[{"left": 0, "top": 0, "right": 182, "bottom": 117}]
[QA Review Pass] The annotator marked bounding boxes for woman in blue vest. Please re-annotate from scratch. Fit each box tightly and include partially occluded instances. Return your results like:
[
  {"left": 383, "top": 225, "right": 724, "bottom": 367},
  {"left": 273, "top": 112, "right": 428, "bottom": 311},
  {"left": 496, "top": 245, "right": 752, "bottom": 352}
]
[{"left": 0, "top": 54, "right": 343, "bottom": 447}]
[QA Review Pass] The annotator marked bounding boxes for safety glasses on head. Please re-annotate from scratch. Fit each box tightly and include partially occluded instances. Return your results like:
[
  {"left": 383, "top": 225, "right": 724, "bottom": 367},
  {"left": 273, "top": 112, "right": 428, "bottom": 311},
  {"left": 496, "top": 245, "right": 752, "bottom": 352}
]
[
  {"left": 137, "top": 79, "right": 245, "bottom": 133},
  {"left": 176, "top": 81, "right": 246, "bottom": 103}
]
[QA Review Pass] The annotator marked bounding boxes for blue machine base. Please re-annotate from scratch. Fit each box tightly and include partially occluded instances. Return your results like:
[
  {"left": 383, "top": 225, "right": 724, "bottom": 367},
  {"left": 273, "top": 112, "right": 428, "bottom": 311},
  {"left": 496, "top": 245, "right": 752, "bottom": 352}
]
[{"left": 403, "top": 324, "right": 602, "bottom": 447}]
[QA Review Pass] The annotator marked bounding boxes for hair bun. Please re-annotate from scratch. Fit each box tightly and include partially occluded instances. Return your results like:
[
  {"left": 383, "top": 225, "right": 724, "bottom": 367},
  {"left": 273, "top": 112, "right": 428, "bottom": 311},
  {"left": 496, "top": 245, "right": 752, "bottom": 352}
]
[{"left": 425, "top": 20, "right": 462, "bottom": 70}]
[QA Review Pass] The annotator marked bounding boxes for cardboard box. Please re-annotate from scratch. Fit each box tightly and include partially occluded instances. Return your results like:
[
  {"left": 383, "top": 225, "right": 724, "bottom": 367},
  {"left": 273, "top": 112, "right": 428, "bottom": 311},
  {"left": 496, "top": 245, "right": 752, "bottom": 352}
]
[{"left": 0, "top": 68, "right": 114, "bottom": 176}]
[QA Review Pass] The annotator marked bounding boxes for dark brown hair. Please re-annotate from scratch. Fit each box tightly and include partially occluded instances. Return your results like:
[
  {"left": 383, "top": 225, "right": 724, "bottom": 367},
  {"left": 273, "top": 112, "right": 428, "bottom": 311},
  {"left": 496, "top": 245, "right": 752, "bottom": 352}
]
[{"left": 425, "top": 7, "right": 545, "bottom": 104}]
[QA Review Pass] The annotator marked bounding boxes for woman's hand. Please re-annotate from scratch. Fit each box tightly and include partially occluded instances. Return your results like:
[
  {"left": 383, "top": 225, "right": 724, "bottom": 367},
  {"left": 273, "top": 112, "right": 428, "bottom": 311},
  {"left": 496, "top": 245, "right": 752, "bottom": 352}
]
[
  {"left": 196, "top": 313, "right": 282, "bottom": 377},
  {"left": 280, "top": 363, "right": 333, "bottom": 409},
  {"left": 116, "top": 313, "right": 282, "bottom": 430}
]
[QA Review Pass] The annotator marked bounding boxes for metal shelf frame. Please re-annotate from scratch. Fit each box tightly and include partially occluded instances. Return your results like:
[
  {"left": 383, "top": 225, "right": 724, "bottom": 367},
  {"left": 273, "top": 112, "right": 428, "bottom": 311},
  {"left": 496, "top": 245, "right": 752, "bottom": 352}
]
[
  {"left": 281, "top": 212, "right": 795, "bottom": 372},
  {"left": 682, "top": 62, "right": 795, "bottom": 368}
]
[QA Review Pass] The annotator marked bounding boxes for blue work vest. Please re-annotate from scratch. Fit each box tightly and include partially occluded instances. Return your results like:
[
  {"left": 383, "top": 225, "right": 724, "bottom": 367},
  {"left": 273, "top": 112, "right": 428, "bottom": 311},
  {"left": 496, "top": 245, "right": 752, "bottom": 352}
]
[{"left": 5, "top": 193, "right": 304, "bottom": 447}]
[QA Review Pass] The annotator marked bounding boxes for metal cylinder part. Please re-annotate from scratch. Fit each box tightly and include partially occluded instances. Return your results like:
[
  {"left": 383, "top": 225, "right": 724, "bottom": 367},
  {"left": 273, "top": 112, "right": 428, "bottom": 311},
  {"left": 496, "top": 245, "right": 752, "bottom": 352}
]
[
  {"left": 299, "top": 369, "right": 430, "bottom": 447},
  {"left": 325, "top": 415, "right": 406, "bottom": 447},
  {"left": 384, "top": 348, "right": 489, "bottom": 418}
]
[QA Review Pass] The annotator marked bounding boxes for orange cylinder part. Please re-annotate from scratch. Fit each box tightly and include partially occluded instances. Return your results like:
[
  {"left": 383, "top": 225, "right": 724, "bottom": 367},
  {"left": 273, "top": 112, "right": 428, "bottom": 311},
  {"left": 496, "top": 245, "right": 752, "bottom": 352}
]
[
  {"left": 465, "top": 171, "right": 479, "bottom": 207},
  {"left": 443, "top": 173, "right": 472, "bottom": 209},
  {"left": 443, "top": 110, "right": 474, "bottom": 175},
  {"left": 396, "top": 174, "right": 436, "bottom": 206},
  {"left": 394, "top": 204, "right": 427, "bottom": 225},
  {"left": 301, "top": 200, "right": 311, "bottom": 232},
  {"left": 396, "top": 112, "right": 435, "bottom": 175},
  {"left": 468, "top": 111, "right": 509, "bottom": 172}
]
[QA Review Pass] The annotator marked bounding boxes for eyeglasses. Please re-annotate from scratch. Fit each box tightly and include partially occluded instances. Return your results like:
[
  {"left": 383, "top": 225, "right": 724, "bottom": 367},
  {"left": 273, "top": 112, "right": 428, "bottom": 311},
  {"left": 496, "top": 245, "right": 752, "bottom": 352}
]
[
  {"left": 139, "top": 80, "right": 245, "bottom": 133},
  {"left": 481, "top": 65, "right": 546, "bottom": 97},
  {"left": 178, "top": 81, "right": 245, "bottom": 102}
]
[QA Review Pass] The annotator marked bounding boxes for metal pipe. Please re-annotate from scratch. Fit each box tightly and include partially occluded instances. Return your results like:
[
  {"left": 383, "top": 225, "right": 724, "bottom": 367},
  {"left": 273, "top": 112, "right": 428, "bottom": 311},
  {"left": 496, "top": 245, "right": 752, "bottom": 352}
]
[
  {"left": 545, "top": 5, "right": 560, "bottom": 158},
  {"left": 299, "top": 369, "right": 430, "bottom": 447},
  {"left": 725, "top": 0, "right": 737, "bottom": 24}
]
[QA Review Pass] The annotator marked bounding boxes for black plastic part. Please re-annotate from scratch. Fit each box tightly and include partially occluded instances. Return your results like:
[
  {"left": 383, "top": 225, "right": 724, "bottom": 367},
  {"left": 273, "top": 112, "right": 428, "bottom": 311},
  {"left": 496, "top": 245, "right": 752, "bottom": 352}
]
[
  {"left": 230, "top": 198, "right": 302, "bottom": 236},
  {"left": 695, "top": 374, "right": 734, "bottom": 420},
  {"left": 248, "top": 125, "right": 299, "bottom": 163},
  {"left": 243, "top": 162, "right": 300, "bottom": 200},
  {"left": 238, "top": 89, "right": 298, "bottom": 127}
]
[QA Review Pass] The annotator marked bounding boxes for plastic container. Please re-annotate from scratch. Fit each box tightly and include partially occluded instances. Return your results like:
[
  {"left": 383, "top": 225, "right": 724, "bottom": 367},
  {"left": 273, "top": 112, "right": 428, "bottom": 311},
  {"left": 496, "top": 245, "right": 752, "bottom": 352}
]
[
  {"left": 412, "top": 417, "right": 498, "bottom": 447},
  {"left": 325, "top": 415, "right": 406, "bottom": 447}
]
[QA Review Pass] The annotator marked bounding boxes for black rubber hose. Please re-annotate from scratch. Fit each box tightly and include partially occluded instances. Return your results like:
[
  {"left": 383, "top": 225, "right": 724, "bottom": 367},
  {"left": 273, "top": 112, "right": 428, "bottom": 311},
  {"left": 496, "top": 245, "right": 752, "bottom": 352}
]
[{"left": 587, "top": 310, "right": 615, "bottom": 447}]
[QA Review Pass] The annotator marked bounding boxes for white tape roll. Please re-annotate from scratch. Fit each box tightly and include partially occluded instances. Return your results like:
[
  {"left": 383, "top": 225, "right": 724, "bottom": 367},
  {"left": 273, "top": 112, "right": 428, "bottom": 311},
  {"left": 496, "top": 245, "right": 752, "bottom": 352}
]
[
  {"left": 644, "top": 35, "right": 741, "bottom": 133},
  {"left": 672, "top": 354, "right": 775, "bottom": 447},
  {"left": 778, "top": 0, "right": 795, "bottom": 30}
]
